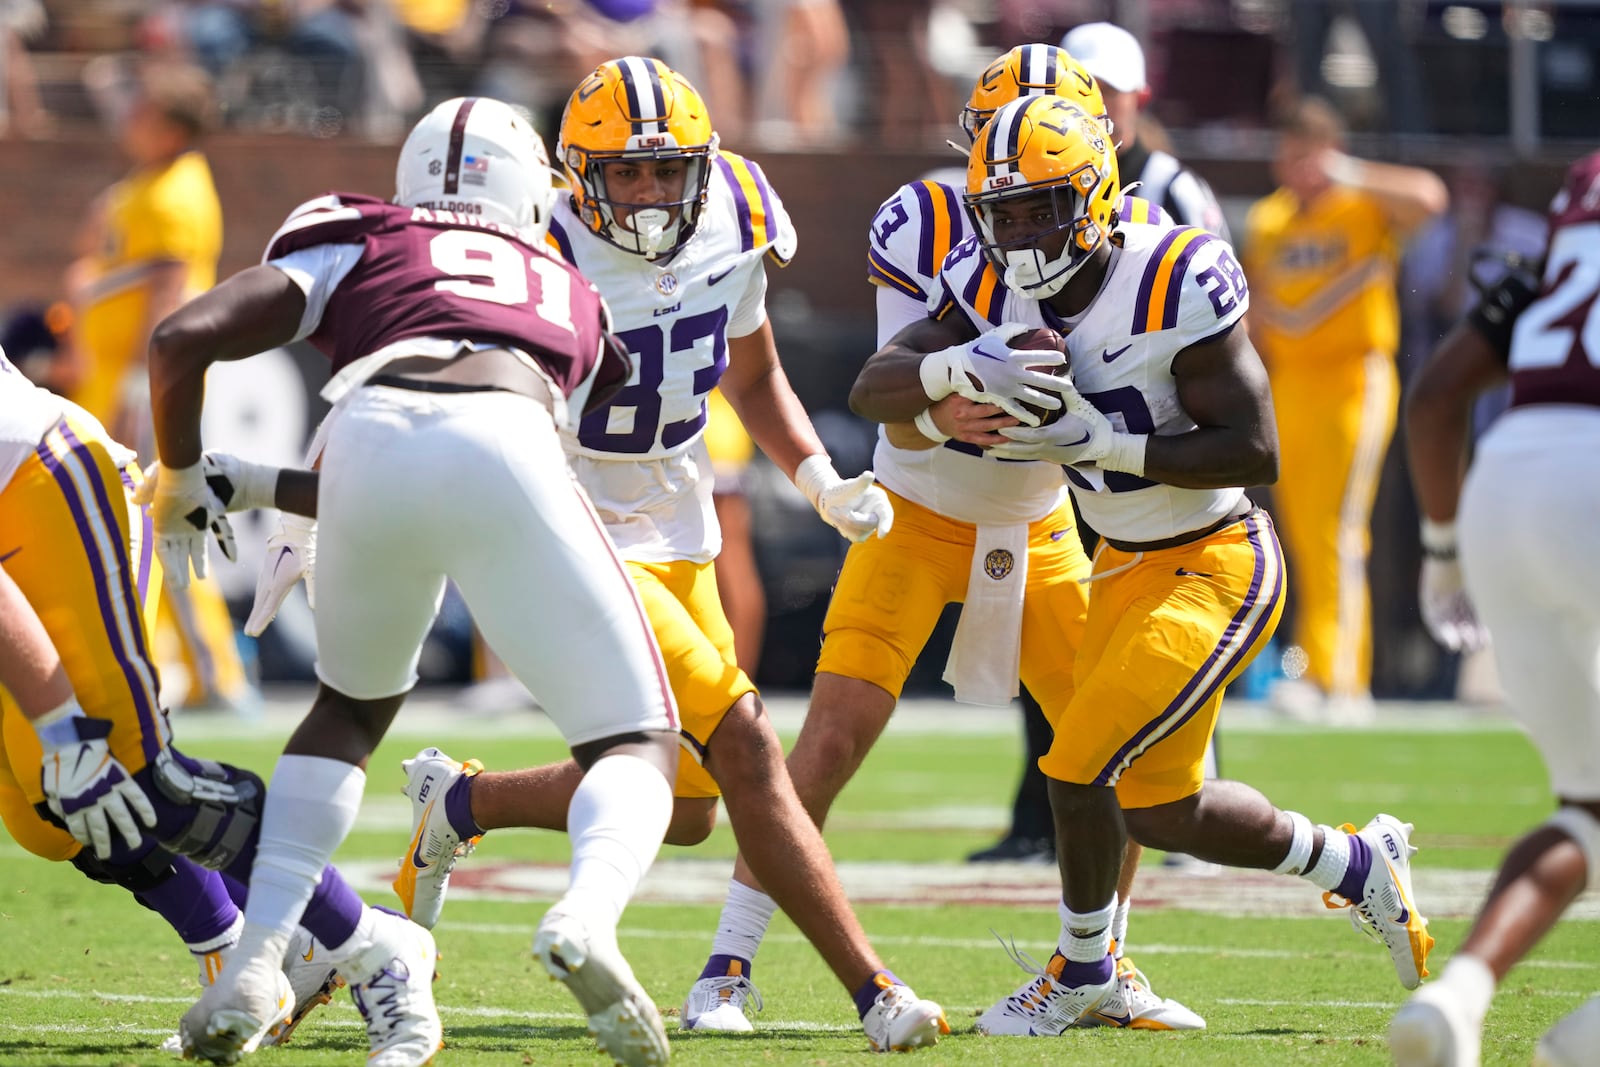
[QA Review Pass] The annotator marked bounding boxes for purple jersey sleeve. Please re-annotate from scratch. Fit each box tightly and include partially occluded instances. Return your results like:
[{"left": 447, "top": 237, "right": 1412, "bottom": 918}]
[{"left": 264, "top": 194, "right": 609, "bottom": 400}]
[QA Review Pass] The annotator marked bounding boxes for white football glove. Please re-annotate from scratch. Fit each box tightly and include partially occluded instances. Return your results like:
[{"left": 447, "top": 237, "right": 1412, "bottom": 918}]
[
  {"left": 245, "top": 514, "right": 316, "bottom": 637},
  {"left": 794, "top": 454, "right": 894, "bottom": 543},
  {"left": 199, "top": 450, "right": 281, "bottom": 513},
  {"left": 918, "top": 322, "right": 1066, "bottom": 427},
  {"left": 989, "top": 379, "right": 1119, "bottom": 465},
  {"left": 133, "top": 460, "right": 237, "bottom": 588},
  {"left": 35, "top": 704, "right": 157, "bottom": 860},
  {"left": 1419, "top": 521, "right": 1489, "bottom": 653}
]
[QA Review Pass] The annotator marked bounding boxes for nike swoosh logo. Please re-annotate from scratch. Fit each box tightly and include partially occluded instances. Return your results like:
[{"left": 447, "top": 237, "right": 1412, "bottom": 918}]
[
  {"left": 1102, "top": 344, "right": 1132, "bottom": 363},
  {"left": 1064, "top": 432, "right": 1090, "bottom": 446},
  {"left": 1090, "top": 1009, "right": 1134, "bottom": 1026},
  {"left": 1049, "top": 530, "right": 1068, "bottom": 541},
  {"left": 970, "top": 344, "right": 1004, "bottom": 362},
  {"left": 1174, "top": 568, "right": 1214, "bottom": 578},
  {"left": 707, "top": 266, "right": 736, "bottom": 286},
  {"left": 272, "top": 546, "right": 294, "bottom": 572},
  {"left": 0, "top": 547, "right": 18, "bottom": 564},
  {"left": 410, "top": 834, "right": 431, "bottom": 870},
  {"left": 302, "top": 945, "right": 316, "bottom": 963}
]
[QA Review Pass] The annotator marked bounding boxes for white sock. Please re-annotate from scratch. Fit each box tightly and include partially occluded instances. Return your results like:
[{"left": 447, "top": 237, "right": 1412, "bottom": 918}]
[
  {"left": 1438, "top": 955, "right": 1496, "bottom": 1023},
  {"left": 1058, "top": 896, "right": 1117, "bottom": 963},
  {"left": 245, "top": 755, "right": 366, "bottom": 936},
  {"left": 561, "top": 753, "right": 672, "bottom": 929},
  {"left": 1111, "top": 898, "right": 1131, "bottom": 959},
  {"left": 1303, "top": 825, "right": 1352, "bottom": 893},
  {"left": 188, "top": 912, "right": 244, "bottom": 956},
  {"left": 710, "top": 878, "right": 779, "bottom": 964}
]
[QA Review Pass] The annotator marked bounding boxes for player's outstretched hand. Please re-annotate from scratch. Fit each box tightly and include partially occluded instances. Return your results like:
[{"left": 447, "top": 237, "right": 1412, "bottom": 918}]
[
  {"left": 794, "top": 455, "right": 894, "bottom": 543},
  {"left": 245, "top": 515, "right": 316, "bottom": 637},
  {"left": 36, "top": 709, "right": 157, "bottom": 860},
  {"left": 1419, "top": 556, "right": 1489, "bottom": 653},
  {"left": 133, "top": 461, "right": 236, "bottom": 588}
]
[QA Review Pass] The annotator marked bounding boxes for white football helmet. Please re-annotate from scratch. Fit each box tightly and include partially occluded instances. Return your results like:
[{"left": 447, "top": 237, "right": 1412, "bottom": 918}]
[{"left": 395, "top": 97, "right": 555, "bottom": 244}]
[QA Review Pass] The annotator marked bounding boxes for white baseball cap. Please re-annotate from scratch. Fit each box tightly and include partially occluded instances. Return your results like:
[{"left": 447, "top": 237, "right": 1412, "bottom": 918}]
[{"left": 1061, "top": 22, "right": 1147, "bottom": 94}]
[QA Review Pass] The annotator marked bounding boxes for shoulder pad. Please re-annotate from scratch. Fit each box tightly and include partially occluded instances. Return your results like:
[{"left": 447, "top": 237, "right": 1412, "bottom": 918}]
[
  {"left": 262, "top": 193, "right": 393, "bottom": 264},
  {"left": 929, "top": 234, "right": 1005, "bottom": 326},
  {"left": 714, "top": 152, "right": 797, "bottom": 267},
  {"left": 868, "top": 180, "right": 966, "bottom": 300},
  {"left": 1129, "top": 226, "right": 1240, "bottom": 336},
  {"left": 1115, "top": 194, "right": 1167, "bottom": 228}
]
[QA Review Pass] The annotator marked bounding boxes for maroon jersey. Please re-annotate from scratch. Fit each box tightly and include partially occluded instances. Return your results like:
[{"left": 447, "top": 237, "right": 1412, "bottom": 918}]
[
  {"left": 265, "top": 193, "right": 611, "bottom": 399},
  {"left": 1508, "top": 150, "right": 1600, "bottom": 410}
]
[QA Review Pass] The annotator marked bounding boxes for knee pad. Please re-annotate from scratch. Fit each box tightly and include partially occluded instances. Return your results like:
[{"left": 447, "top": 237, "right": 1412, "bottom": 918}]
[
  {"left": 150, "top": 748, "right": 263, "bottom": 871},
  {"left": 1545, "top": 806, "right": 1600, "bottom": 892},
  {"left": 71, "top": 845, "right": 176, "bottom": 893}
]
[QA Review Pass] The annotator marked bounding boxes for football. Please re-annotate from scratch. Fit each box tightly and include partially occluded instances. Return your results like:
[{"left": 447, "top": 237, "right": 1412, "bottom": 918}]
[{"left": 1008, "top": 326, "right": 1071, "bottom": 426}]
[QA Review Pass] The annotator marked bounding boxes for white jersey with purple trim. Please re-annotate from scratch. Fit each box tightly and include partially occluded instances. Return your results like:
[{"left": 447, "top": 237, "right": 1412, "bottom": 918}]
[
  {"left": 0, "top": 348, "right": 128, "bottom": 495},
  {"left": 932, "top": 216, "right": 1250, "bottom": 542},
  {"left": 549, "top": 150, "right": 796, "bottom": 563},
  {"left": 866, "top": 189, "right": 1164, "bottom": 525}
]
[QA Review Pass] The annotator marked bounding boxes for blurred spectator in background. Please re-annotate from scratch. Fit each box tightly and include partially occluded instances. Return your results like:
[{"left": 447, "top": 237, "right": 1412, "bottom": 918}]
[
  {"left": 750, "top": 0, "right": 846, "bottom": 148},
  {"left": 845, "top": 0, "right": 946, "bottom": 150},
  {"left": 1288, "top": 0, "right": 1428, "bottom": 134},
  {"left": 0, "top": 0, "right": 47, "bottom": 137},
  {"left": 1245, "top": 97, "right": 1446, "bottom": 722},
  {"left": 1063, "top": 22, "right": 1229, "bottom": 235},
  {"left": 173, "top": 0, "right": 368, "bottom": 129},
  {"left": 61, "top": 59, "right": 255, "bottom": 714},
  {"left": 705, "top": 387, "right": 766, "bottom": 675}
]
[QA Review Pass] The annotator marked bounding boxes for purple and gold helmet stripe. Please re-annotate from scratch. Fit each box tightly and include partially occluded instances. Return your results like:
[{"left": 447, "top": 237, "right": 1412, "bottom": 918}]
[
  {"left": 619, "top": 55, "right": 668, "bottom": 137},
  {"left": 441, "top": 97, "right": 478, "bottom": 195}
]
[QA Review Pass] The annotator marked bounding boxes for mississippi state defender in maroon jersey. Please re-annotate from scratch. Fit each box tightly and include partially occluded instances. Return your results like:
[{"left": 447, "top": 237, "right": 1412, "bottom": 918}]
[
  {"left": 142, "top": 98, "right": 679, "bottom": 1067},
  {"left": 1393, "top": 150, "right": 1600, "bottom": 1067}
]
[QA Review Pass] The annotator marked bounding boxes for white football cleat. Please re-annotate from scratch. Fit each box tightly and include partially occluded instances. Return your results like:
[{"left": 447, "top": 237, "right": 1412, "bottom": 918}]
[
  {"left": 262, "top": 927, "right": 344, "bottom": 1047},
  {"left": 1075, "top": 957, "right": 1205, "bottom": 1030},
  {"left": 1324, "top": 814, "right": 1435, "bottom": 989},
  {"left": 1533, "top": 995, "right": 1600, "bottom": 1067},
  {"left": 681, "top": 960, "right": 762, "bottom": 1032},
  {"left": 1389, "top": 979, "right": 1482, "bottom": 1066},
  {"left": 975, "top": 939, "right": 1116, "bottom": 1037},
  {"left": 861, "top": 976, "right": 949, "bottom": 1052},
  {"left": 535, "top": 908, "right": 669, "bottom": 1067},
  {"left": 345, "top": 911, "right": 443, "bottom": 1067},
  {"left": 393, "top": 746, "right": 483, "bottom": 930},
  {"left": 179, "top": 957, "right": 294, "bottom": 1064}
]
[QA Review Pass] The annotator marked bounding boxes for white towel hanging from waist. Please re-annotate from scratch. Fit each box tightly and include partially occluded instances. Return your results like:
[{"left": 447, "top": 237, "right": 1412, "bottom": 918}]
[{"left": 943, "top": 522, "right": 1029, "bottom": 706}]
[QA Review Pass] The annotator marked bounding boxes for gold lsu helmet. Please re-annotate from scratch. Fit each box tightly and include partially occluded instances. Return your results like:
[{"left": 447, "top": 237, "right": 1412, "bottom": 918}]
[
  {"left": 558, "top": 56, "right": 718, "bottom": 259},
  {"left": 965, "top": 96, "right": 1121, "bottom": 298},
  {"left": 960, "top": 44, "right": 1108, "bottom": 143}
]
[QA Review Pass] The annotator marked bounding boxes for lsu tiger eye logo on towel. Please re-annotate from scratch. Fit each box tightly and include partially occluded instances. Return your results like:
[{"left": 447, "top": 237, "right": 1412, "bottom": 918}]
[{"left": 984, "top": 549, "right": 1015, "bottom": 580}]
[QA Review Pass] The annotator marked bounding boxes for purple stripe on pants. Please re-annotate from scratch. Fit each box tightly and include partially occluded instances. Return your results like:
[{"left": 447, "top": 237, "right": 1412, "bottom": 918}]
[{"left": 37, "top": 423, "right": 163, "bottom": 761}]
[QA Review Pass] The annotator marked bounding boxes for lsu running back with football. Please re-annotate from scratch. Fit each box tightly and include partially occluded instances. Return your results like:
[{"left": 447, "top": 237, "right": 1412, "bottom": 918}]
[
  {"left": 862, "top": 94, "right": 1432, "bottom": 1033},
  {"left": 674, "top": 43, "right": 1200, "bottom": 1036},
  {"left": 391, "top": 61, "right": 948, "bottom": 1055}
]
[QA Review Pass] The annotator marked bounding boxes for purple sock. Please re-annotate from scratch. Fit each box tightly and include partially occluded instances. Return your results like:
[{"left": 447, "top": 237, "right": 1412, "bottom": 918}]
[
  {"left": 853, "top": 969, "right": 901, "bottom": 1019},
  {"left": 1052, "top": 951, "right": 1114, "bottom": 987},
  {"left": 1334, "top": 831, "right": 1374, "bottom": 902},
  {"left": 445, "top": 774, "right": 483, "bottom": 840},
  {"left": 698, "top": 953, "right": 751, "bottom": 982},
  {"left": 299, "top": 866, "right": 364, "bottom": 951},
  {"left": 136, "top": 858, "right": 239, "bottom": 947}
]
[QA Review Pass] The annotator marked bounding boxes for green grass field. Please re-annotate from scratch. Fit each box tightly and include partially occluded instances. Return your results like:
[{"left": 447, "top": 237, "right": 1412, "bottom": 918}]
[{"left": 2, "top": 698, "right": 1592, "bottom": 1066}]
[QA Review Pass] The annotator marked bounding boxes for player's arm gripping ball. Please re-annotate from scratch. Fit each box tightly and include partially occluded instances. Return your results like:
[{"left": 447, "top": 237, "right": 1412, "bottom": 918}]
[{"left": 918, "top": 322, "right": 1066, "bottom": 426}]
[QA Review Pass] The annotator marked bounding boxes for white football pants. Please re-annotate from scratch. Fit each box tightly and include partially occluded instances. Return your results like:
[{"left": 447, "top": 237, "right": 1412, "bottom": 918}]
[
  {"left": 1460, "top": 405, "right": 1600, "bottom": 801},
  {"left": 314, "top": 383, "right": 676, "bottom": 744}
]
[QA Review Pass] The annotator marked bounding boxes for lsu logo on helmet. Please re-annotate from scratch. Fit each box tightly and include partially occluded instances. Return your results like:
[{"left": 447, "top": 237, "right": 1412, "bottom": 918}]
[
  {"left": 960, "top": 44, "right": 1108, "bottom": 143},
  {"left": 964, "top": 96, "right": 1121, "bottom": 299},
  {"left": 557, "top": 56, "right": 719, "bottom": 260}
]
